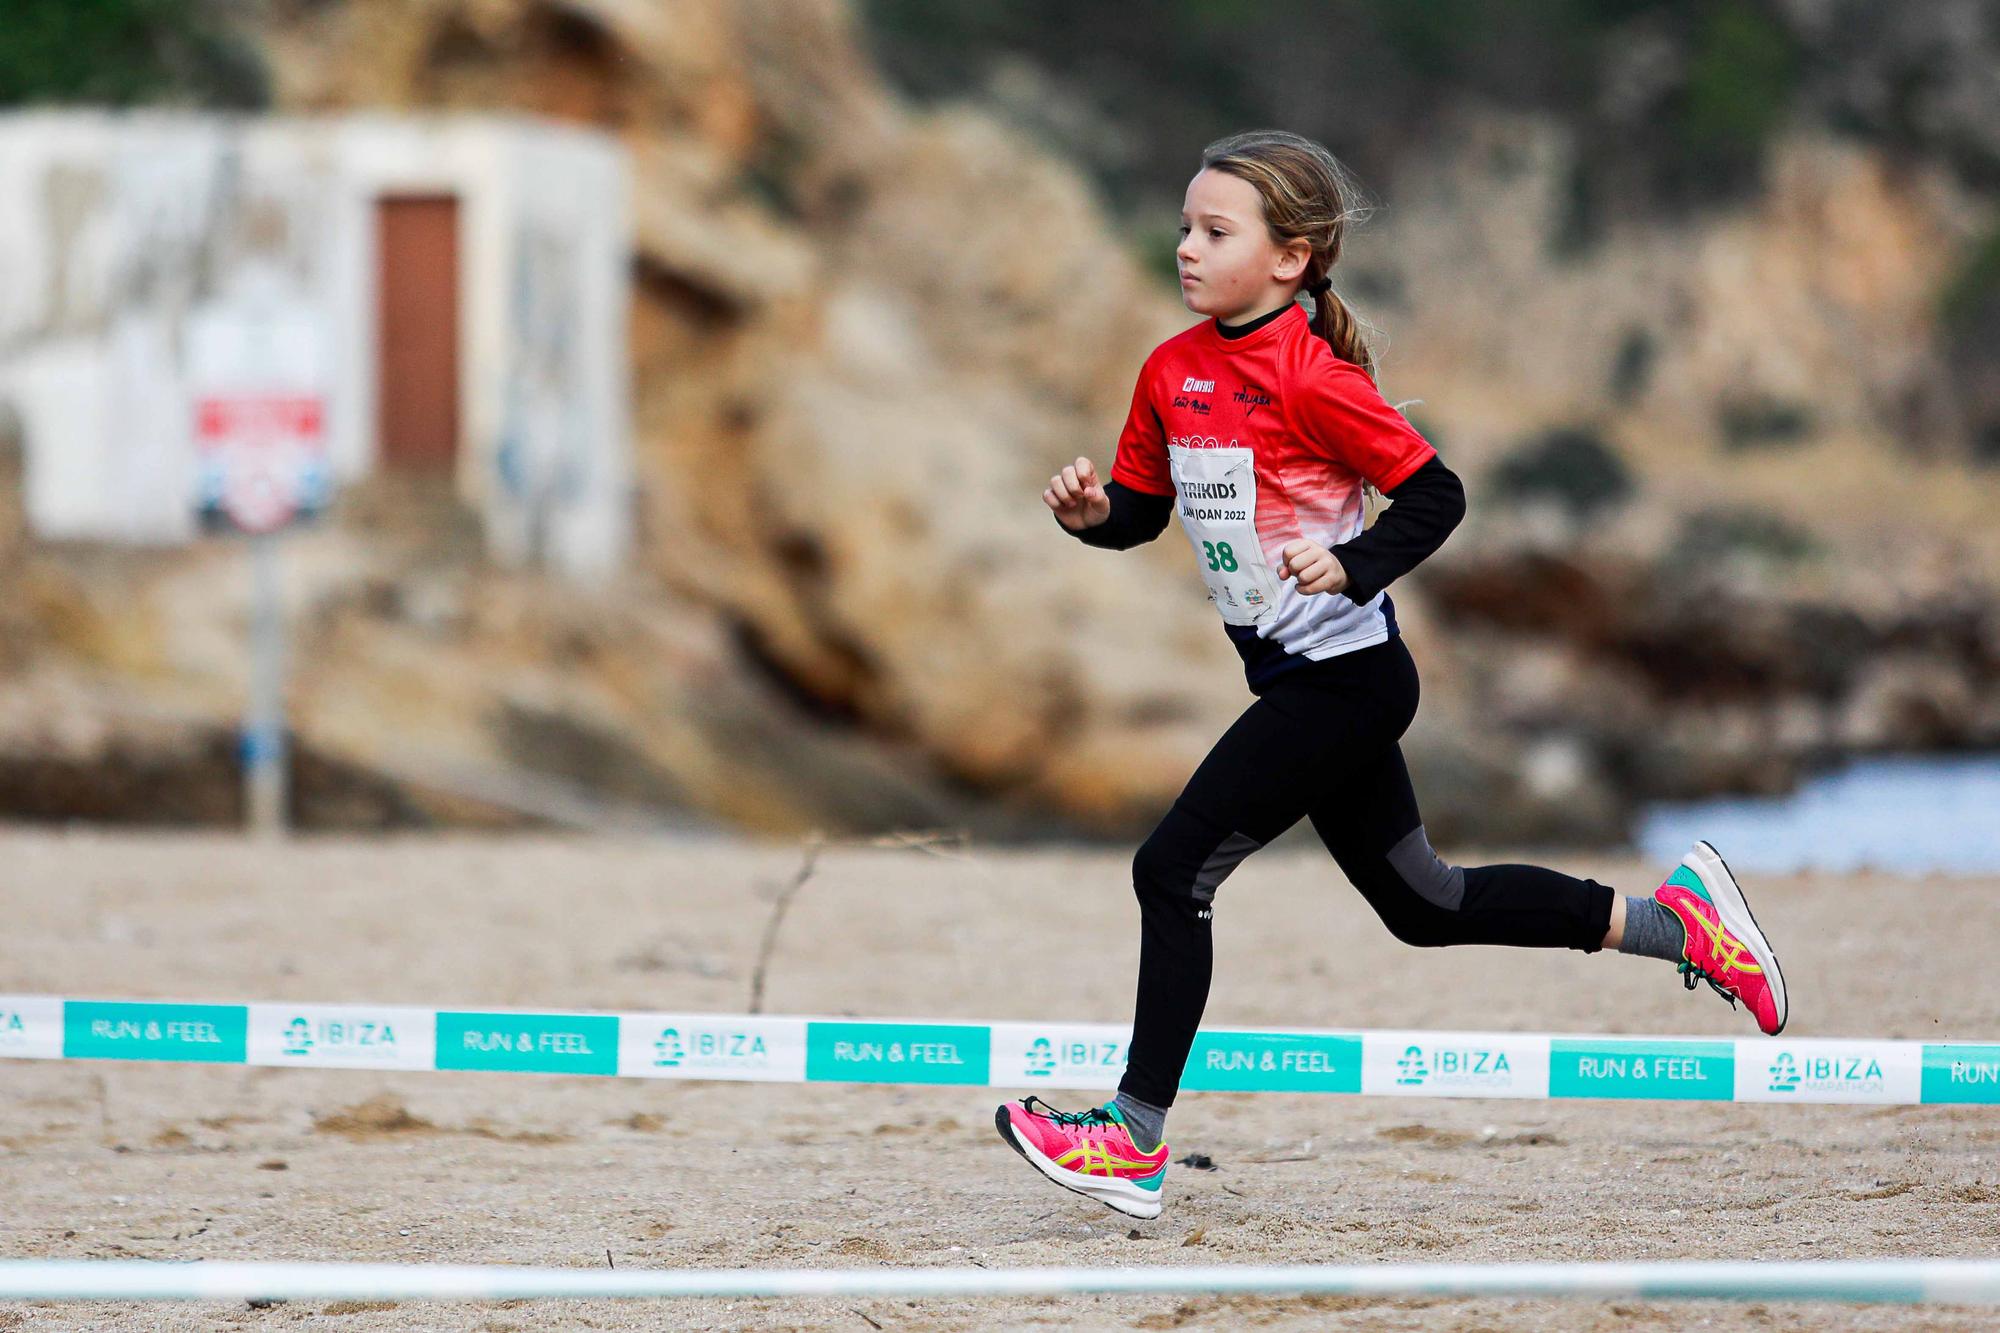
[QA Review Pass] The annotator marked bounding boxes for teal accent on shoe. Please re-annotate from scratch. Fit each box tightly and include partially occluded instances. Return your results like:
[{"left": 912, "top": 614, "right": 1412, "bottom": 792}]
[
  {"left": 1133, "top": 1165, "right": 1167, "bottom": 1192},
  {"left": 1099, "top": 1100, "right": 1127, "bottom": 1125},
  {"left": 1662, "top": 863, "right": 1712, "bottom": 905}
]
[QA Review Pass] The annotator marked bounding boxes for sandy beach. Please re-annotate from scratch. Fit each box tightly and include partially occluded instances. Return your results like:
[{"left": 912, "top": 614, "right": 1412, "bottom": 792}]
[{"left": 2, "top": 828, "right": 1997, "bottom": 1331}]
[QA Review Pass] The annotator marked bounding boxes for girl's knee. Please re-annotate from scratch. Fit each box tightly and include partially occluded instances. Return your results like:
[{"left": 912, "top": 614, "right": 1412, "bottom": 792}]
[
  {"left": 1132, "top": 833, "right": 1173, "bottom": 896},
  {"left": 1378, "top": 906, "right": 1461, "bottom": 948},
  {"left": 1133, "top": 809, "right": 1261, "bottom": 916},
  {"left": 1353, "top": 860, "right": 1466, "bottom": 946}
]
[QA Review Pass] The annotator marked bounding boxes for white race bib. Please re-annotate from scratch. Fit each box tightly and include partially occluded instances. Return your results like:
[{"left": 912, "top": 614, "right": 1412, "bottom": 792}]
[{"left": 1169, "top": 444, "right": 1280, "bottom": 626}]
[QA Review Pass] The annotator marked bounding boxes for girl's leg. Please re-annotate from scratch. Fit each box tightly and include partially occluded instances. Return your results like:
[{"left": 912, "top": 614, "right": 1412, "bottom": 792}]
[
  {"left": 1304, "top": 749, "right": 1789, "bottom": 1032},
  {"left": 997, "top": 696, "right": 1443, "bottom": 1219},
  {"left": 1118, "top": 643, "right": 1420, "bottom": 1115},
  {"left": 1305, "top": 742, "right": 1617, "bottom": 951}
]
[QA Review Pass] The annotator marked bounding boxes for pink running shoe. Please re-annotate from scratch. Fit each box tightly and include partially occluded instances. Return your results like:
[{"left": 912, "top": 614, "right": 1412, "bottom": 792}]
[
  {"left": 1654, "top": 840, "right": 1788, "bottom": 1036},
  {"left": 995, "top": 1096, "right": 1170, "bottom": 1219}
]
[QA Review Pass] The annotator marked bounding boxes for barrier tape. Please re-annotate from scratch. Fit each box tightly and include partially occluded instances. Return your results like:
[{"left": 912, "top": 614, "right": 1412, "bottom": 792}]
[
  {"left": 3, "top": 995, "right": 1998, "bottom": 1105},
  {"left": 3, "top": 1257, "right": 1999, "bottom": 1303}
]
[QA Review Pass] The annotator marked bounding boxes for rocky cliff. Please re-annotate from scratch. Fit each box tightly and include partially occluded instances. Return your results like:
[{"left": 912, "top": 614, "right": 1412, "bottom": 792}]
[{"left": 1, "top": 0, "right": 1995, "bottom": 843}]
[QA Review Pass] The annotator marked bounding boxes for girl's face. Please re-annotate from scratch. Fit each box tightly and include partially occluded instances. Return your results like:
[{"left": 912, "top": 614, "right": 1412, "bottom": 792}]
[{"left": 1176, "top": 167, "right": 1310, "bottom": 324}]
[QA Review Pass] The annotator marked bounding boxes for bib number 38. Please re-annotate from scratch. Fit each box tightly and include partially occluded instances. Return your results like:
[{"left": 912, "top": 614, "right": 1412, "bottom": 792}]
[{"left": 1169, "top": 444, "right": 1280, "bottom": 626}]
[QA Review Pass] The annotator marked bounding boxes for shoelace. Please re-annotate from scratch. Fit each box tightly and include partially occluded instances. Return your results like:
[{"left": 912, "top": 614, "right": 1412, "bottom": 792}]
[
  {"left": 1021, "top": 1095, "right": 1115, "bottom": 1129},
  {"left": 1680, "top": 959, "right": 1740, "bottom": 1011}
]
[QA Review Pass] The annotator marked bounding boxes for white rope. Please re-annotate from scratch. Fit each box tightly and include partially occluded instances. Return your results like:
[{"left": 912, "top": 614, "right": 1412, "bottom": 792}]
[{"left": 0, "top": 1259, "right": 1992, "bottom": 1304}]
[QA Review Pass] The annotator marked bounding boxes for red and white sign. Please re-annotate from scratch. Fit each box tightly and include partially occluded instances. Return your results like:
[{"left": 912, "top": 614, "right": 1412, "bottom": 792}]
[
  {"left": 188, "top": 297, "right": 333, "bottom": 535},
  {"left": 195, "top": 394, "right": 328, "bottom": 534}
]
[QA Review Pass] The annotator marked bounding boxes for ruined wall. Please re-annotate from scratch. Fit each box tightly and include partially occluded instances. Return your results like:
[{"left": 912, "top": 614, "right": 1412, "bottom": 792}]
[{"left": 0, "top": 110, "right": 631, "bottom": 579}]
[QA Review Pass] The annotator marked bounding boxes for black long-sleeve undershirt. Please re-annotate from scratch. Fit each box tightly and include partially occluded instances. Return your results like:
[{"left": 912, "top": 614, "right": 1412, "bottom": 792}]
[
  {"left": 1326, "top": 454, "right": 1465, "bottom": 603},
  {"left": 1057, "top": 455, "right": 1465, "bottom": 600},
  {"left": 1062, "top": 479, "right": 1175, "bottom": 550}
]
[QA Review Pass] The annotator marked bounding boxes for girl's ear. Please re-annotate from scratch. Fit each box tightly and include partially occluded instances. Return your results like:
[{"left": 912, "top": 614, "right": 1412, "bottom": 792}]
[{"left": 1274, "top": 237, "right": 1312, "bottom": 283}]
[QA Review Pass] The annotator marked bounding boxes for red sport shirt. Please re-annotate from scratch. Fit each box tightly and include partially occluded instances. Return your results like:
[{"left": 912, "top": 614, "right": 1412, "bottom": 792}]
[{"left": 1110, "top": 302, "right": 1437, "bottom": 662}]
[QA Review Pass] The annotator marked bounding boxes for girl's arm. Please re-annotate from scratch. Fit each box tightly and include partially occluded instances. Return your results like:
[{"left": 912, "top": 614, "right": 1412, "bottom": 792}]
[
  {"left": 1325, "top": 454, "right": 1465, "bottom": 604},
  {"left": 1047, "top": 351, "right": 1175, "bottom": 551},
  {"left": 1060, "top": 479, "right": 1174, "bottom": 550},
  {"left": 1281, "top": 358, "right": 1462, "bottom": 601}
]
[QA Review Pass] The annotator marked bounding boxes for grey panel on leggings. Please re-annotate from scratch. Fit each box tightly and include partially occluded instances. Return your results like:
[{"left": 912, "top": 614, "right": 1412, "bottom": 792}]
[
  {"left": 1192, "top": 832, "right": 1262, "bottom": 903},
  {"left": 1387, "top": 824, "right": 1466, "bottom": 910}
]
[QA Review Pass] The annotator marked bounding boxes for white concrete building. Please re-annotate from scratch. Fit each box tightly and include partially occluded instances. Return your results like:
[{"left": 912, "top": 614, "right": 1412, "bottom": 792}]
[{"left": 0, "top": 110, "right": 632, "bottom": 578}]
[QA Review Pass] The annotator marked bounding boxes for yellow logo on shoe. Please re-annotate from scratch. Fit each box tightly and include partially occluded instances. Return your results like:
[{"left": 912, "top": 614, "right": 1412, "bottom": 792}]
[
  {"left": 1056, "top": 1139, "right": 1157, "bottom": 1177},
  {"left": 1674, "top": 896, "right": 1763, "bottom": 976}
]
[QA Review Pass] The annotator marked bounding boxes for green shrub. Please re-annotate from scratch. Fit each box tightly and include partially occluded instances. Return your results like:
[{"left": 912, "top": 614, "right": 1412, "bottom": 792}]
[
  {"left": 1489, "top": 425, "right": 1634, "bottom": 522},
  {"left": 1678, "top": 1, "right": 1801, "bottom": 179},
  {"left": 1549, "top": 152, "right": 1605, "bottom": 262},
  {"left": 1670, "top": 505, "right": 1819, "bottom": 568},
  {"left": 1609, "top": 327, "right": 1657, "bottom": 403},
  {"left": 1129, "top": 221, "right": 1185, "bottom": 290},
  {"left": 1939, "top": 224, "right": 2000, "bottom": 331},
  {"left": 1718, "top": 395, "right": 1814, "bottom": 450},
  {"left": 0, "top": 0, "right": 266, "bottom": 109}
]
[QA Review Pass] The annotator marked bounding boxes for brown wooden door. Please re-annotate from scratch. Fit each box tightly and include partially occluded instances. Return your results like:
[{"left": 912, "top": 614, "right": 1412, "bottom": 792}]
[{"left": 375, "top": 196, "right": 461, "bottom": 473}]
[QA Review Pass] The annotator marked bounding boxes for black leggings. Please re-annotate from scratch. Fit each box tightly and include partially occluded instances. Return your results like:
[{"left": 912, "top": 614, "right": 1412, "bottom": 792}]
[{"left": 1118, "top": 634, "right": 1617, "bottom": 1109}]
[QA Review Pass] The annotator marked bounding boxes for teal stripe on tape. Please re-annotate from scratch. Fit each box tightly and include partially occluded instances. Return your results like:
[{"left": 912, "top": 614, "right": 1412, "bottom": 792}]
[
  {"left": 1182, "top": 1030, "right": 1361, "bottom": 1093},
  {"left": 1549, "top": 1039, "right": 1732, "bottom": 1100},
  {"left": 1922, "top": 1045, "right": 2000, "bottom": 1104},
  {"left": 805, "top": 1022, "right": 989, "bottom": 1084},
  {"left": 63, "top": 1002, "right": 247, "bottom": 1063},
  {"left": 435, "top": 1012, "right": 618, "bottom": 1076},
  {"left": 13, "top": 996, "right": 2000, "bottom": 1107}
]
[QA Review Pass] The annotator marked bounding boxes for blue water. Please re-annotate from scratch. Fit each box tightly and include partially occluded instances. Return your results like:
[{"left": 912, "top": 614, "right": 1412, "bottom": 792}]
[{"left": 1636, "top": 754, "right": 2000, "bottom": 877}]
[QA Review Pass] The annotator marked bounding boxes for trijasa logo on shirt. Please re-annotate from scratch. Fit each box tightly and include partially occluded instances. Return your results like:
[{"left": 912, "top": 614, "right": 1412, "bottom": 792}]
[
  {"left": 1107, "top": 302, "right": 1438, "bottom": 663},
  {"left": 1233, "top": 385, "right": 1273, "bottom": 416}
]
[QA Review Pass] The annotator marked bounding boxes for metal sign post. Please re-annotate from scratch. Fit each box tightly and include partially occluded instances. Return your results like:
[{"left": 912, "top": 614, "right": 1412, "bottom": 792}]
[
  {"left": 245, "top": 530, "right": 288, "bottom": 837},
  {"left": 189, "top": 291, "right": 333, "bottom": 838}
]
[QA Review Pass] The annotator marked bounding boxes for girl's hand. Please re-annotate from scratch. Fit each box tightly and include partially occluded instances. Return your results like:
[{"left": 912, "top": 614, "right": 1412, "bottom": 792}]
[
  {"left": 1278, "top": 539, "right": 1348, "bottom": 596},
  {"left": 1045, "top": 456, "right": 1112, "bottom": 531}
]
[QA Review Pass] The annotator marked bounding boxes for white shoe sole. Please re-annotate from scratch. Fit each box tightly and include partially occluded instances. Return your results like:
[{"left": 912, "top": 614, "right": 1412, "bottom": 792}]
[
  {"left": 994, "top": 1106, "right": 1164, "bottom": 1220},
  {"left": 1686, "top": 840, "right": 1788, "bottom": 1035}
]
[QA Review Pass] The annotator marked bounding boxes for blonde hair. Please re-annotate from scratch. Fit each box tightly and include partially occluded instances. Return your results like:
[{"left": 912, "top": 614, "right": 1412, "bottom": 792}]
[{"left": 1201, "top": 129, "right": 1379, "bottom": 381}]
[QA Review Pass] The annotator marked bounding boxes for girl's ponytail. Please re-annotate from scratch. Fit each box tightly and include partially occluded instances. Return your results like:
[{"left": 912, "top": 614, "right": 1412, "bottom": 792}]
[{"left": 1304, "top": 276, "right": 1376, "bottom": 382}]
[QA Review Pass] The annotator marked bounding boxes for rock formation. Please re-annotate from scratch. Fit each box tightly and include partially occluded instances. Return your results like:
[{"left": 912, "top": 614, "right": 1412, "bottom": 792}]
[{"left": 0, "top": 0, "right": 1994, "bottom": 843}]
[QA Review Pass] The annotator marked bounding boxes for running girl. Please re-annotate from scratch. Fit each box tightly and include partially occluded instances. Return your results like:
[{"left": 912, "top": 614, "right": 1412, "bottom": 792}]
[{"left": 995, "top": 130, "right": 1788, "bottom": 1221}]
